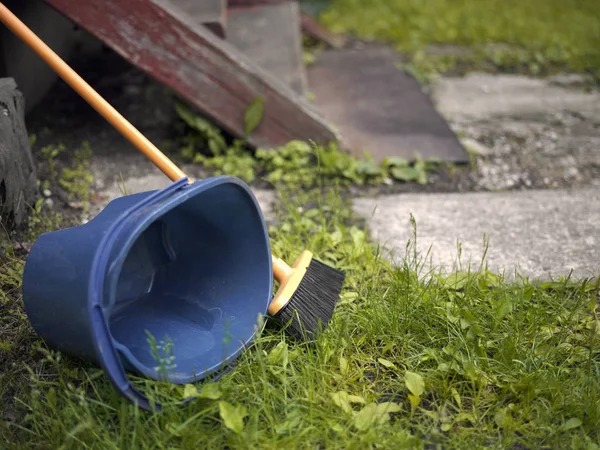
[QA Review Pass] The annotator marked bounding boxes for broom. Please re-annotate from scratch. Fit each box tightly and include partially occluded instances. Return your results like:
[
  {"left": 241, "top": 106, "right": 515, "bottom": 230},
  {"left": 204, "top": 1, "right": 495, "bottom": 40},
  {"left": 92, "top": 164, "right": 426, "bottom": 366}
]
[{"left": 0, "top": 2, "right": 345, "bottom": 339}]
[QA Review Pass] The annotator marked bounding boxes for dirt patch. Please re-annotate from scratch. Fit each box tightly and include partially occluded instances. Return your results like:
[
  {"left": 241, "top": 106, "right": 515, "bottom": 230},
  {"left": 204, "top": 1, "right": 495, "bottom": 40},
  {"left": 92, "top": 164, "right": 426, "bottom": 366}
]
[
  {"left": 24, "top": 45, "right": 183, "bottom": 187},
  {"left": 350, "top": 108, "right": 600, "bottom": 197}
]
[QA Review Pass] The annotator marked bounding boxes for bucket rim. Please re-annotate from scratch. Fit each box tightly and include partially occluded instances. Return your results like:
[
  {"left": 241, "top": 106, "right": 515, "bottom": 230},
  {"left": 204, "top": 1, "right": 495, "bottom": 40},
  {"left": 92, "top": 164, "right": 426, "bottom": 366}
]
[{"left": 86, "top": 176, "right": 273, "bottom": 411}]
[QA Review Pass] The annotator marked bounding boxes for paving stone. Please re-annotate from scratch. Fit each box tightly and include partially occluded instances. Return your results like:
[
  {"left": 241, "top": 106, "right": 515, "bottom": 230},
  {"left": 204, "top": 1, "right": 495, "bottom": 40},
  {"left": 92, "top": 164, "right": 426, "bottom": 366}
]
[
  {"left": 353, "top": 188, "right": 600, "bottom": 280},
  {"left": 431, "top": 72, "right": 600, "bottom": 123}
]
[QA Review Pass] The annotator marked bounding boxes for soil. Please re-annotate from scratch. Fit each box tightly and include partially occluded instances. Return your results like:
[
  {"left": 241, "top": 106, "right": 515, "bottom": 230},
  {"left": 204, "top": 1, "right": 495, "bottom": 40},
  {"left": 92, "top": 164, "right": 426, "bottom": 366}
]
[{"left": 25, "top": 47, "right": 182, "bottom": 172}]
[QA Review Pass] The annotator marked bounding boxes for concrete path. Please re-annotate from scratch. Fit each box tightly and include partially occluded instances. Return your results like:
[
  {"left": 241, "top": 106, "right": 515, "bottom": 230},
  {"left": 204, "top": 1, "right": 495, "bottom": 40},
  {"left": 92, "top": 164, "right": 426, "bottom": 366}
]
[
  {"left": 353, "top": 188, "right": 600, "bottom": 280},
  {"left": 351, "top": 72, "right": 600, "bottom": 280}
]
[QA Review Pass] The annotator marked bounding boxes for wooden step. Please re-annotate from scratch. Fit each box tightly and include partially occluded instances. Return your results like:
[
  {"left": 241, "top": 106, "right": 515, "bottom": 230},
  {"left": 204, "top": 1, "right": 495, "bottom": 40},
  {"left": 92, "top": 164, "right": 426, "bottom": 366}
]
[
  {"left": 226, "top": 1, "right": 307, "bottom": 95},
  {"left": 169, "top": 0, "right": 227, "bottom": 37},
  {"left": 43, "top": 0, "right": 339, "bottom": 150}
]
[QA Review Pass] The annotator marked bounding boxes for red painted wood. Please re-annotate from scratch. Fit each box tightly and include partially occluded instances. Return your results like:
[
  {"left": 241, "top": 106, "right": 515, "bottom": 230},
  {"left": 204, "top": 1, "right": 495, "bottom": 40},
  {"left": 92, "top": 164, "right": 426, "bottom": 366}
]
[{"left": 42, "top": 0, "right": 339, "bottom": 149}]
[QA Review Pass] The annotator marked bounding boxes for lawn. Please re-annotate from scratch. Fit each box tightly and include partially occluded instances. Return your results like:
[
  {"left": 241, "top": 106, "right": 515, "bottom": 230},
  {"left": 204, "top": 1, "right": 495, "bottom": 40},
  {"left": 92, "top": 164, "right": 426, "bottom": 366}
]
[
  {"left": 1, "top": 180, "right": 599, "bottom": 449},
  {"left": 2, "top": 1, "right": 600, "bottom": 448},
  {"left": 317, "top": 0, "right": 600, "bottom": 79}
]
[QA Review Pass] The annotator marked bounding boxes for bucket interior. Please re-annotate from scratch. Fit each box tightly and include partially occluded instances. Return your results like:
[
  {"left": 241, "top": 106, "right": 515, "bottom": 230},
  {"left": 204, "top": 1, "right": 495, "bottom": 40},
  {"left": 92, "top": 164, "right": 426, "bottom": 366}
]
[{"left": 107, "top": 183, "right": 271, "bottom": 381}]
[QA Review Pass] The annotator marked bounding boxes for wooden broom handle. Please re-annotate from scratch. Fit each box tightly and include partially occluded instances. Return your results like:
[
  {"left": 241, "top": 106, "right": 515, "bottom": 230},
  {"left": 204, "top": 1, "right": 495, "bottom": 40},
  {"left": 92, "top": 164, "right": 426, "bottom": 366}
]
[
  {"left": 0, "top": 2, "right": 188, "bottom": 183},
  {"left": 1, "top": 3, "right": 297, "bottom": 286}
]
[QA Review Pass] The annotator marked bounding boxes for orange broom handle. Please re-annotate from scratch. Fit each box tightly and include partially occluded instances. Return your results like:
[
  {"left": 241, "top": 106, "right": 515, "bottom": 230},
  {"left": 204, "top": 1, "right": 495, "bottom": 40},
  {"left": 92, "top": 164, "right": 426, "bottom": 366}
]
[
  {"left": 0, "top": 2, "right": 187, "bottom": 183},
  {"left": 0, "top": 3, "right": 295, "bottom": 292}
]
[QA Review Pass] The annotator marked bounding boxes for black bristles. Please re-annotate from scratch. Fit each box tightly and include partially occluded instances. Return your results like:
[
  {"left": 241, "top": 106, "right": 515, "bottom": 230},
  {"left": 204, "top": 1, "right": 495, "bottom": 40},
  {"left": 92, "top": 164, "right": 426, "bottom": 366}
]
[{"left": 273, "top": 258, "right": 345, "bottom": 340}]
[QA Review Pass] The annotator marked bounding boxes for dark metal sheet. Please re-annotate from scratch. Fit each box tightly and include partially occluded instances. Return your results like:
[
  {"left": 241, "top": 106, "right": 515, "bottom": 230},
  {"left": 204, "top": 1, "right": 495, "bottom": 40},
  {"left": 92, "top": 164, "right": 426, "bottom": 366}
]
[{"left": 306, "top": 45, "right": 469, "bottom": 163}]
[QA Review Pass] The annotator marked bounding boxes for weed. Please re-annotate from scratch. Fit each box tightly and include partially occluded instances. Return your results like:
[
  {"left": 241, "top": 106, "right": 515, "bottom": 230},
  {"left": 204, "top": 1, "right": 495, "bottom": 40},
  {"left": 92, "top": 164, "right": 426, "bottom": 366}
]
[
  {"left": 194, "top": 141, "right": 259, "bottom": 184},
  {"left": 243, "top": 96, "right": 264, "bottom": 138},
  {"left": 117, "top": 173, "right": 133, "bottom": 196},
  {"left": 175, "top": 102, "right": 229, "bottom": 158},
  {"left": 40, "top": 143, "right": 66, "bottom": 184},
  {"left": 175, "top": 105, "right": 443, "bottom": 187},
  {"left": 58, "top": 141, "right": 94, "bottom": 212},
  {"left": 0, "top": 249, "right": 22, "bottom": 307},
  {"left": 36, "top": 140, "right": 95, "bottom": 214},
  {"left": 0, "top": 239, "right": 37, "bottom": 427},
  {"left": 28, "top": 134, "right": 37, "bottom": 149},
  {"left": 146, "top": 332, "right": 177, "bottom": 382},
  {"left": 23, "top": 198, "right": 63, "bottom": 243},
  {"left": 396, "top": 51, "right": 461, "bottom": 85},
  {"left": 382, "top": 155, "right": 437, "bottom": 185}
]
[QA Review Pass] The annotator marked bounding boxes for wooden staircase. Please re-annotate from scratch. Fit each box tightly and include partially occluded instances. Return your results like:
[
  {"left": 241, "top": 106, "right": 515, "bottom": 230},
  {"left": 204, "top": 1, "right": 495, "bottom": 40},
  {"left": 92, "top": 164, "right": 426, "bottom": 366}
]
[
  {"left": 40, "top": 0, "right": 469, "bottom": 163},
  {"left": 42, "top": 0, "right": 340, "bottom": 151}
]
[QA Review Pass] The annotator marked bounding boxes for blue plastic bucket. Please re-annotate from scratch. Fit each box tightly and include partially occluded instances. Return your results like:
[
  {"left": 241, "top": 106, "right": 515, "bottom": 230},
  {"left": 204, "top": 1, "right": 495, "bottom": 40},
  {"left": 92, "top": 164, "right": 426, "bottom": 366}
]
[{"left": 22, "top": 176, "right": 273, "bottom": 410}]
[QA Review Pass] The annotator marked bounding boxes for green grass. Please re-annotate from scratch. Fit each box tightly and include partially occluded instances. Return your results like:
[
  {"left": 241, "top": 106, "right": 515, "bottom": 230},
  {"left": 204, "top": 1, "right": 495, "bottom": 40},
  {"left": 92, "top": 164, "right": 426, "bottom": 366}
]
[
  {"left": 2, "top": 4, "right": 599, "bottom": 444},
  {"left": 317, "top": 0, "right": 600, "bottom": 79},
  {"left": 1, "top": 181, "right": 599, "bottom": 449}
]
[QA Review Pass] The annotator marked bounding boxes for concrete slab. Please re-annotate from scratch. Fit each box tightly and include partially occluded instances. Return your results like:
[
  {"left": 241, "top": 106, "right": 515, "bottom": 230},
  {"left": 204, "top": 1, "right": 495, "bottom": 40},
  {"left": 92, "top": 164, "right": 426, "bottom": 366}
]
[
  {"left": 171, "top": 0, "right": 227, "bottom": 37},
  {"left": 353, "top": 188, "right": 600, "bottom": 280},
  {"left": 428, "top": 72, "right": 600, "bottom": 191},
  {"left": 432, "top": 72, "right": 600, "bottom": 123}
]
